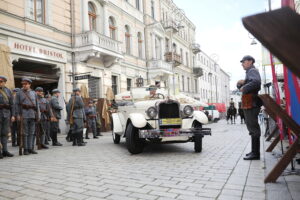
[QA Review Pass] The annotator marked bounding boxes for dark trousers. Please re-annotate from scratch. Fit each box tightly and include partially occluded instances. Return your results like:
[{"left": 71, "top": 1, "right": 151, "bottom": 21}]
[
  {"left": 23, "top": 118, "right": 36, "bottom": 150},
  {"left": 11, "top": 121, "right": 18, "bottom": 145},
  {"left": 0, "top": 117, "right": 9, "bottom": 151},
  {"left": 50, "top": 121, "right": 59, "bottom": 144},
  {"left": 244, "top": 107, "right": 261, "bottom": 155}
]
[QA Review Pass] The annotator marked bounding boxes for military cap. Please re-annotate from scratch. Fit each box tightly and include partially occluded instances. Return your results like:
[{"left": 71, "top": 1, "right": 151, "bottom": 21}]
[
  {"left": 52, "top": 89, "right": 60, "bottom": 94},
  {"left": 13, "top": 88, "right": 20, "bottom": 92},
  {"left": 240, "top": 55, "right": 255, "bottom": 63},
  {"left": 21, "top": 77, "right": 32, "bottom": 83},
  {"left": 45, "top": 94, "right": 51, "bottom": 98},
  {"left": 73, "top": 88, "right": 81, "bottom": 92},
  {"left": 0, "top": 75, "right": 7, "bottom": 82},
  {"left": 35, "top": 87, "right": 43, "bottom": 92}
]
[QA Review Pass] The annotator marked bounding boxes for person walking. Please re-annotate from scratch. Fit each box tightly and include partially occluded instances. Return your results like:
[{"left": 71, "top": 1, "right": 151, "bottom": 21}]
[
  {"left": 15, "top": 78, "right": 40, "bottom": 155},
  {"left": 237, "top": 55, "right": 262, "bottom": 160},
  {"left": 49, "top": 89, "right": 63, "bottom": 146},
  {"left": 0, "top": 76, "right": 14, "bottom": 158}
]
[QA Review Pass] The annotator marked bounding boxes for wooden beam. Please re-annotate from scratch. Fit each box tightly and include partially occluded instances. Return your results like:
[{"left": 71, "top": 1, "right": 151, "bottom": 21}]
[
  {"left": 265, "top": 139, "right": 300, "bottom": 183},
  {"left": 266, "top": 126, "right": 279, "bottom": 142},
  {"left": 266, "top": 135, "right": 280, "bottom": 152},
  {"left": 242, "top": 7, "right": 300, "bottom": 78}
]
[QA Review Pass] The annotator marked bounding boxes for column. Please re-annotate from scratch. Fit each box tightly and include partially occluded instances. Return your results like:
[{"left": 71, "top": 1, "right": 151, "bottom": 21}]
[
  {"left": 103, "top": 3, "right": 108, "bottom": 36},
  {"left": 82, "top": 0, "right": 89, "bottom": 32},
  {"left": 160, "top": 38, "right": 165, "bottom": 60},
  {"left": 151, "top": 33, "right": 156, "bottom": 59}
]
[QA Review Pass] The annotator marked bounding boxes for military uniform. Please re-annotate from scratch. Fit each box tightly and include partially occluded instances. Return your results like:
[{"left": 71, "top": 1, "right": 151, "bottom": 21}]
[
  {"left": 15, "top": 78, "right": 40, "bottom": 155},
  {"left": 11, "top": 88, "right": 20, "bottom": 147},
  {"left": 85, "top": 102, "right": 98, "bottom": 139},
  {"left": 67, "top": 88, "right": 86, "bottom": 146},
  {"left": 36, "top": 87, "right": 49, "bottom": 149},
  {"left": 49, "top": 89, "right": 63, "bottom": 146},
  {"left": 0, "top": 76, "right": 14, "bottom": 158}
]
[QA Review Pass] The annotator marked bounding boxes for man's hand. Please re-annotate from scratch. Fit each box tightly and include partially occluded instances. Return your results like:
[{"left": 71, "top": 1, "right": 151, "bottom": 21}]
[{"left": 237, "top": 80, "right": 245, "bottom": 85}]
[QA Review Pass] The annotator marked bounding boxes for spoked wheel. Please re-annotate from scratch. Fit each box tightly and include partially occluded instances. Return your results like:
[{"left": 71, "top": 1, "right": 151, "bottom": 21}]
[
  {"left": 193, "top": 121, "right": 203, "bottom": 153},
  {"left": 126, "top": 122, "right": 144, "bottom": 154}
]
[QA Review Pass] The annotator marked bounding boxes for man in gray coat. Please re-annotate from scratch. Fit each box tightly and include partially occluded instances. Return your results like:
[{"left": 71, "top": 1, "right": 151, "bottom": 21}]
[
  {"left": 15, "top": 78, "right": 40, "bottom": 155},
  {"left": 0, "top": 75, "right": 14, "bottom": 158},
  {"left": 35, "top": 87, "right": 49, "bottom": 149},
  {"left": 85, "top": 100, "right": 98, "bottom": 139},
  {"left": 49, "top": 89, "right": 63, "bottom": 146},
  {"left": 11, "top": 88, "right": 20, "bottom": 147},
  {"left": 237, "top": 55, "right": 262, "bottom": 160},
  {"left": 67, "top": 88, "right": 86, "bottom": 146}
]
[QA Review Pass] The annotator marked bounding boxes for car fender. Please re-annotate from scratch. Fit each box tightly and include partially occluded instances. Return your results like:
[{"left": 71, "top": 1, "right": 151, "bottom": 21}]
[
  {"left": 128, "top": 113, "right": 147, "bottom": 128},
  {"left": 193, "top": 111, "right": 209, "bottom": 125},
  {"left": 112, "top": 113, "right": 123, "bottom": 134}
]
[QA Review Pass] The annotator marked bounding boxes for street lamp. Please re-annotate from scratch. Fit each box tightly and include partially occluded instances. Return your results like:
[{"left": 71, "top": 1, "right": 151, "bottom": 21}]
[{"left": 248, "top": 33, "right": 257, "bottom": 45}]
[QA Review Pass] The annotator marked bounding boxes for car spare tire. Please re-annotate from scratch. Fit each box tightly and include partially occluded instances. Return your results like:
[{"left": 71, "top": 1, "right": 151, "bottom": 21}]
[{"left": 126, "top": 122, "right": 144, "bottom": 154}]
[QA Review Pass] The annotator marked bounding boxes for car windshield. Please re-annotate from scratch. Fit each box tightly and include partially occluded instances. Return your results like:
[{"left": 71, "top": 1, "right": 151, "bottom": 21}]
[{"left": 115, "top": 87, "right": 167, "bottom": 101}]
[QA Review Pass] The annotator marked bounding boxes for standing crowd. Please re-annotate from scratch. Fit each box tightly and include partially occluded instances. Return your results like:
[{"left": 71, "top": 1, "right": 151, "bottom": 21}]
[{"left": 0, "top": 76, "right": 102, "bottom": 159}]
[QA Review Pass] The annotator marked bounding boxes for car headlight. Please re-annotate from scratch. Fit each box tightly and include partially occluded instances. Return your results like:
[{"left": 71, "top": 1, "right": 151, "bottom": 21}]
[
  {"left": 146, "top": 106, "right": 157, "bottom": 119},
  {"left": 183, "top": 105, "right": 194, "bottom": 117}
]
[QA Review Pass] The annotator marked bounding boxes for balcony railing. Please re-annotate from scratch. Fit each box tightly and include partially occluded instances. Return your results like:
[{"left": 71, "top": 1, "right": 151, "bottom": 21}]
[
  {"left": 191, "top": 43, "right": 201, "bottom": 54},
  {"left": 193, "top": 67, "right": 203, "bottom": 78},
  {"left": 164, "top": 52, "right": 182, "bottom": 66},
  {"left": 75, "top": 31, "right": 122, "bottom": 55},
  {"left": 161, "top": 20, "right": 181, "bottom": 33},
  {"left": 148, "top": 60, "right": 173, "bottom": 72}
]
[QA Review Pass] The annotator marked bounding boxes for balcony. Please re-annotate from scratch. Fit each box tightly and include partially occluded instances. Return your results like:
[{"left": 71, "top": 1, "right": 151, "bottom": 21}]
[
  {"left": 74, "top": 31, "right": 123, "bottom": 66},
  {"left": 148, "top": 60, "right": 173, "bottom": 79},
  {"left": 164, "top": 52, "right": 182, "bottom": 66},
  {"left": 191, "top": 43, "right": 201, "bottom": 54},
  {"left": 193, "top": 67, "right": 203, "bottom": 78},
  {"left": 161, "top": 20, "right": 182, "bottom": 33}
]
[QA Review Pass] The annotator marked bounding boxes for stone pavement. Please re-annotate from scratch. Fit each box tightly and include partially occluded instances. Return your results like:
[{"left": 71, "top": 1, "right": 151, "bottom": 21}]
[{"left": 0, "top": 120, "right": 267, "bottom": 200}]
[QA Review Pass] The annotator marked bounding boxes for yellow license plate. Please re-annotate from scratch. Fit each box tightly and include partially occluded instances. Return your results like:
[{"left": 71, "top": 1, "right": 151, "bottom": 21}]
[{"left": 160, "top": 118, "right": 182, "bottom": 125}]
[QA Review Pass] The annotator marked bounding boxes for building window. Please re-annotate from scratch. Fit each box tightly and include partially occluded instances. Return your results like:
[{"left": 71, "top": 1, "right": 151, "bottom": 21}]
[
  {"left": 127, "top": 78, "right": 132, "bottom": 91},
  {"left": 28, "top": 0, "right": 45, "bottom": 23},
  {"left": 109, "top": 16, "right": 116, "bottom": 39},
  {"left": 151, "top": 0, "right": 155, "bottom": 18},
  {"left": 186, "top": 52, "right": 189, "bottom": 66},
  {"left": 125, "top": 25, "right": 131, "bottom": 54},
  {"left": 136, "top": 0, "right": 140, "bottom": 10},
  {"left": 138, "top": 32, "right": 143, "bottom": 58},
  {"left": 180, "top": 48, "right": 183, "bottom": 63},
  {"left": 172, "top": 43, "right": 177, "bottom": 53},
  {"left": 88, "top": 2, "right": 97, "bottom": 31},
  {"left": 165, "top": 38, "right": 169, "bottom": 52},
  {"left": 155, "top": 37, "right": 161, "bottom": 59},
  {"left": 195, "top": 79, "right": 198, "bottom": 93},
  {"left": 112, "top": 75, "right": 118, "bottom": 95},
  {"left": 187, "top": 77, "right": 190, "bottom": 92}
]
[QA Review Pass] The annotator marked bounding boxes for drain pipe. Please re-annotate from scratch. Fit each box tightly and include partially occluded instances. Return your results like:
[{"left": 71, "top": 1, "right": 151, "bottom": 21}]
[{"left": 71, "top": 0, "right": 76, "bottom": 89}]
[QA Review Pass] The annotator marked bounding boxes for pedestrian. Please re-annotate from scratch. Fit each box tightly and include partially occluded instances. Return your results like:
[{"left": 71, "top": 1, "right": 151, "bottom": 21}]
[
  {"left": 15, "top": 78, "right": 40, "bottom": 155},
  {"left": 11, "top": 88, "right": 20, "bottom": 147},
  {"left": 67, "top": 88, "right": 86, "bottom": 146},
  {"left": 49, "top": 89, "right": 63, "bottom": 146},
  {"left": 85, "top": 100, "right": 98, "bottom": 139},
  {"left": 237, "top": 55, "right": 262, "bottom": 160},
  {"left": 0, "top": 75, "right": 15, "bottom": 158},
  {"left": 35, "top": 87, "right": 49, "bottom": 149}
]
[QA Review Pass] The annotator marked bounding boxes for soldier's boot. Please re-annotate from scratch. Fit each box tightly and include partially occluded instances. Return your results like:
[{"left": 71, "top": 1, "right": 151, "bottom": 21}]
[
  {"left": 97, "top": 128, "right": 103, "bottom": 136},
  {"left": 2, "top": 151, "right": 14, "bottom": 157},
  {"left": 28, "top": 149, "right": 38, "bottom": 154},
  {"left": 245, "top": 136, "right": 254, "bottom": 156},
  {"left": 24, "top": 149, "right": 30, "bottom": 155},
  {"left": 244, "top": 137, "right": 260, "bottom": 160},
  {"left": 78, "top": 132, "right": 86, "bottom": 146},
  {"left": 72, "top": 134, "right": 78, "bottom": 146},
  {"left": 0, "top": 151, "right": 3, "bottom": 159},
  {"left": 85, "top": 129, "right": 90, "bottom": 139},
  {"left": 41, "top": 144, "right": 49, "bottom": 149}
]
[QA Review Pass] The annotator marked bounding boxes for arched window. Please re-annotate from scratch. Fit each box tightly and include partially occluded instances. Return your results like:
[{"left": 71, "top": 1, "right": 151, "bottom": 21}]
[
  {"left": 109, "top": 16, "right": 116, "bottom": 39},
  {"left": 125, "top": 25, "right": 131, "bottom": 54},
  {"left": 88, "top": 2, "right": 96, "bottom": 31},
  {"left": 172, "top": 43, "right": 177, "bottom": 53},
  {"left": 137, "top": 32, "right": 143, "bottom": 58}
]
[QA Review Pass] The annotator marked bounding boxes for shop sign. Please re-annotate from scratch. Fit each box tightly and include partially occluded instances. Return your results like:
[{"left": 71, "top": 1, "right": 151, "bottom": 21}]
[
  {"left": 8, "top": 38, "right": 67, "bottom": 63},
  {"left": 75, "top": 75, "right": 90, "bottom": 80}
]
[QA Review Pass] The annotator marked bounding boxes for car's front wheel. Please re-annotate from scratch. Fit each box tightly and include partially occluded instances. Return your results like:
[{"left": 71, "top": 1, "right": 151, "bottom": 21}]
[
  {"left": 112, "top": 131, "right": 121, "bottom": 144},
  {"left": 126, "top": 122, "right": 144, "bottom": 154},
  {"left": 193, "top": 121, "right": 203, "bottom": 153}
]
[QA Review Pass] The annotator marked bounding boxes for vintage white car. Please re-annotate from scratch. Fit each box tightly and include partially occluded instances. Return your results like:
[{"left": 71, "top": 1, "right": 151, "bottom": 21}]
[{"left": 111, "top": 87, "right": 211, "bottom": 154}]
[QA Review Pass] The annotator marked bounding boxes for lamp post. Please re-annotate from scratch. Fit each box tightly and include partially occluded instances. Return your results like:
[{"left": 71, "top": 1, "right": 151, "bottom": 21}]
[
  {"left": 208, "top": 72, "right": 212, "bottom": 103},
  {"left": 248, "top": 33, "right": 257, "bottom": 45}
]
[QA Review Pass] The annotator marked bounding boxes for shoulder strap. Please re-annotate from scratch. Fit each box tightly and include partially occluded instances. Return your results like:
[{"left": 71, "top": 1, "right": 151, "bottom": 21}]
[
  {"left": 22, "top": 90, "right": 35, "bottom": 107},
  {"left": 0, "top": 88, "right": 9, "bottom": 103}
]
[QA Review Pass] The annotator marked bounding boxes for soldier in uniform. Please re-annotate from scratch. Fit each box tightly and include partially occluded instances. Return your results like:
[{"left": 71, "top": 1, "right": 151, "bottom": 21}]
[
  {"left": 85, "top": 100, "right": 98, "bottom": 139},
  {"left": 35, "top": 87, "right": 49, "bottom": 149},
  {"left": 94, "top": 100, "right": 102, "bottom": 136},
  {"left": 15, "top": 78, "right": 40, "bottom": 155},
  {"left": 44, "top": 94, "right": 51, "bottom": 144},
  {"left": 67, "top": 88, "right": 86, "bottom": 146},
  {"left": 49, "top": 89, "right": 63, "bottom": 146},
  {"left": 0, "top": 76, "right": 14, "bottom": 158},
  {"left": 11, "top": 88, "right": 20, "bottom": 147},
  {"left": 237, "top": 55, "right": 262, "bottom": 160}
]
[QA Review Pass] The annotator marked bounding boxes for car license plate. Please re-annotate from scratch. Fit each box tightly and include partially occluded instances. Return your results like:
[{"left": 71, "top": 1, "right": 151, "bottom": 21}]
[{"left": 159, "top": 118, "right": 182, "bottom": 125}]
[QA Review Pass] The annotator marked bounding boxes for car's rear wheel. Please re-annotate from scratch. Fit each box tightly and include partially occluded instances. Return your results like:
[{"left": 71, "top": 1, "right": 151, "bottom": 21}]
[
  {"left": 126, "top": 122, "right": 144, "bottom": 154},
  {"left": 193, "top": 121, "right": 203, "bottom": 153}
]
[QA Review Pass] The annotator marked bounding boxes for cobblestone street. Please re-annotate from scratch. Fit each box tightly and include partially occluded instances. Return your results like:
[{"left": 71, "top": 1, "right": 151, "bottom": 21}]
[{"left": 0, "top": 120, "right": 266, "bottom": 200}]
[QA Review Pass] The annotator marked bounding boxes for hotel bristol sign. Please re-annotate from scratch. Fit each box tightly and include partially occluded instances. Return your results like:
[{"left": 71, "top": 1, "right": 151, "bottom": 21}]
[{"left": 8, "top": 38, "right": 67, "bottom": 63}]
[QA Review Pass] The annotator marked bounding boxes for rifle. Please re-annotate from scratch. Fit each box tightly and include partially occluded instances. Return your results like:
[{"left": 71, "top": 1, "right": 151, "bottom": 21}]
[
  {"left": 36, "top": 121, "right": 42, "bottom": 150},
  {"left": 69, "top": 96, "right": 76, "bottom": 125},
  {"left": 18, "top": 115, "right": 23, "bottom": 155}
]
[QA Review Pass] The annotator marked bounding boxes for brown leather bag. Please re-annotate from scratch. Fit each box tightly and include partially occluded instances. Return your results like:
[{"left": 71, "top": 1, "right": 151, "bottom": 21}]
[{"left": 242, "top": 94, "right": 254, "bottom": 109}]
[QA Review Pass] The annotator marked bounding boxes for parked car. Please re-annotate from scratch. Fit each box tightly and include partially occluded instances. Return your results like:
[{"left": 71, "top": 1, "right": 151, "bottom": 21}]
[{"left": 111, "top": 87, "right": 211, "bottom": 154}]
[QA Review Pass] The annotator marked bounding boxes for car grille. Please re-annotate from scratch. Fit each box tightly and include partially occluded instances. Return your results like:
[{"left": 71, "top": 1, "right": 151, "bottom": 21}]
[{"left": 158, "top": 101, "right": 181, "bottom": 129}]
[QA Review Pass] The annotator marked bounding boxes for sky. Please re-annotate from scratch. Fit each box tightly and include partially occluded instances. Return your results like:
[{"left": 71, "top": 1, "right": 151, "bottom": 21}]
[{"left": 173, "top": 0, "right": 281, "bottom": 89}]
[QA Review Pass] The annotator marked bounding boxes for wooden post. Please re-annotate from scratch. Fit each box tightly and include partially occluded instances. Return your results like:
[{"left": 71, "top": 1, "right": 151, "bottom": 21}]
[{"left": 266, "top": 135, "right": 280, "bottom": 152}]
